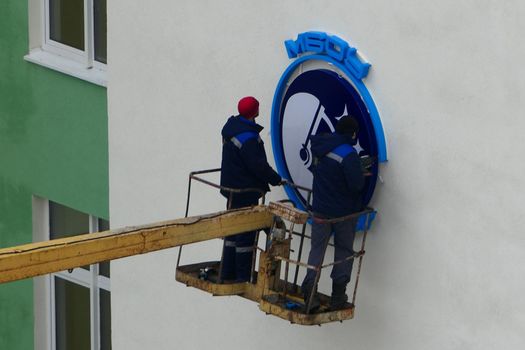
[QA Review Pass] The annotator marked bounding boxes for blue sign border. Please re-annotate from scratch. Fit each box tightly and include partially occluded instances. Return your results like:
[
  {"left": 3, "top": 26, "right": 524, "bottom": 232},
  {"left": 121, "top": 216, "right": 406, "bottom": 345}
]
[{"left": 271, "top": 37, "right": 387, "bottom": 210}]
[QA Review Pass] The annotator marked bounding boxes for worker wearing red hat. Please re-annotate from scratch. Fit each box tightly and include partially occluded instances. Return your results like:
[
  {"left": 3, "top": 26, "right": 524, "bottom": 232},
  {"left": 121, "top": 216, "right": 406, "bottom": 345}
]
[{"left": 219, "top": 96, "right": 282, "bottom": 282}]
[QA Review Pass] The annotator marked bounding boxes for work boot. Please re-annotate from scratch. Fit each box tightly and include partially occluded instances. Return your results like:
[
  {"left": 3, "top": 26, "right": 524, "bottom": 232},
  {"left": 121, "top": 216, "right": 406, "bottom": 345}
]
[
  {"left": 330, "top": 281, "right": 349, "bottom": 310},
  {"left": 302, "top": 284, "right": 321, "bottom": 313}
]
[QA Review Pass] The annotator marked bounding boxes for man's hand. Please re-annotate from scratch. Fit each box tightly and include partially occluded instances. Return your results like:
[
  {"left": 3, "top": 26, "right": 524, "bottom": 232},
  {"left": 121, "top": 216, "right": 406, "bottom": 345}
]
[
  {"left": 360, "top": 155, "right": 375, "bottom": 169},
  {"left": 278, "top": 179, "right": 289, "bottom": 186},
  {"left": 360, "top": 155, "right": 376, "bottom": 177}
]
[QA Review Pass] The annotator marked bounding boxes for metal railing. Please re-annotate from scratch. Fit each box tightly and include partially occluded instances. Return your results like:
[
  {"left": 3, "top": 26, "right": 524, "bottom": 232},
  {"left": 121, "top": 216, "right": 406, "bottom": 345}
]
[
  {"left": 274, "top": 207, "right": 374, "bottom": 313},
  {"left": 178, "top": 168, "right": 267, "bottom": 282},
  {"left": 178, "top": 168, "right": 374, "bottom": 314}
]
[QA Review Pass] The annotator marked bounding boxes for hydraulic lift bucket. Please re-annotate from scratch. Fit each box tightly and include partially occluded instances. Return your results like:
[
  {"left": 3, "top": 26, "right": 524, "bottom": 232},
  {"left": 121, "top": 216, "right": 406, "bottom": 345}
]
[{"left": 175, "top": 169, "right": 373, "bottom": 326}]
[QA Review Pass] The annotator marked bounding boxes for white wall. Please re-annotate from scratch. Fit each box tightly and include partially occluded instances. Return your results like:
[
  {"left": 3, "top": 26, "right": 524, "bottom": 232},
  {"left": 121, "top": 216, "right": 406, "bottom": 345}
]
[{"left": 107, "top": 1, "right": 525, "bottom": 349}]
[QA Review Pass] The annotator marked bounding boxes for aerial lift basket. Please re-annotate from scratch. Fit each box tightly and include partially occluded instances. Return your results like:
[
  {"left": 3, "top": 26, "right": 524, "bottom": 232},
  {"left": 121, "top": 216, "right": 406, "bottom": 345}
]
[{"left": 175, "top": 169, "right": 374, "bottom": 326}]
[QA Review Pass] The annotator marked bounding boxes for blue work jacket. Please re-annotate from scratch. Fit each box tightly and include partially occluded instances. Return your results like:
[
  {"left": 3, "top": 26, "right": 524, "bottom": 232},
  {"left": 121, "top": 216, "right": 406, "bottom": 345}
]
[
  {"left": 220, "top": 115, "right": 281, "bottom": 201},
  {"left": 310, "top": 133, "right": 365, "bottom": 217}
]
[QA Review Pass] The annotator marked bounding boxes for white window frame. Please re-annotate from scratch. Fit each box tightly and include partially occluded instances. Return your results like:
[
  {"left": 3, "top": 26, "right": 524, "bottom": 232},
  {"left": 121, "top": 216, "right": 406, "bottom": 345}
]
[
  {"left": 25, "top": 0, "right": 107, "bottom": 86},
  {"left": 33, "top": 197, "right": 110, "bottom": 350},
  {"left": 50, "top": 215, "right": 110, "bottom": 350}
]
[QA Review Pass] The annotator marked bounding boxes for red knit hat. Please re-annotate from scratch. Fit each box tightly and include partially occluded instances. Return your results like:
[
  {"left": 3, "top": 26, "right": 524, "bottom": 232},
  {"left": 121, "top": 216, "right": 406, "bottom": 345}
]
[{"left": 238, "top": 96, "right": 259, "bottom": 119}]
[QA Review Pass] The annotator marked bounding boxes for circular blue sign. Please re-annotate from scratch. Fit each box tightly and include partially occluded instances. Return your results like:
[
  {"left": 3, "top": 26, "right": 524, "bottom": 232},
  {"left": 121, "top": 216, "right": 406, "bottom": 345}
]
[{"left": 271, "top": 54, "right": 386, "bottom": 211}]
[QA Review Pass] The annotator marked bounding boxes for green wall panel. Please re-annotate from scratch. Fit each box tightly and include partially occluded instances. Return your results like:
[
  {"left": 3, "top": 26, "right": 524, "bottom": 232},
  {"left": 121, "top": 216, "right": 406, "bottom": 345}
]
[
  {"left": 0, "top": 0, "right": 109, "bottom": 349},
  {"left": 0, "top": 178, "right": 33, "bottom": 350}
]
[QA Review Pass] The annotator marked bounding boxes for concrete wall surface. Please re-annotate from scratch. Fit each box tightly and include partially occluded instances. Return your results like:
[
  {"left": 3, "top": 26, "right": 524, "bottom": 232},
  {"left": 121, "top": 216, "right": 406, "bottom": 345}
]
[{"left": 108, "top": 1, "right": 525, "bottom": 349}]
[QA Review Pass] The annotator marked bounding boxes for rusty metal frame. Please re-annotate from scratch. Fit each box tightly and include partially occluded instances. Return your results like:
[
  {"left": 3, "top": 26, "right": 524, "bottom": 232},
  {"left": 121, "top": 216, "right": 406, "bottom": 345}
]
[
  {"left": 177, "top": 168, "right": 267, "bottom": 283},
  {"left": 175, "top": 168, "right": 375, "bottom": 324}
]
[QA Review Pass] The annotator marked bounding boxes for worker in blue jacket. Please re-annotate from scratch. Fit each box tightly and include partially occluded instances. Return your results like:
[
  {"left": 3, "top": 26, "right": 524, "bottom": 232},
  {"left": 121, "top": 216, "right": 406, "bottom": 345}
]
[
  {"left": 302, "top": 116, "right": 365, "bottom": 311},
  {"left": 220, "top": 96, "right": 282, "bottom": 282}
]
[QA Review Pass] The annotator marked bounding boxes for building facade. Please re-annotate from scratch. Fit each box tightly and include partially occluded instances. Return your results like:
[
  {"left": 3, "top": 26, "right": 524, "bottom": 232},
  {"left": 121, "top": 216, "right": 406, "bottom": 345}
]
[
  {"left": 0, "top": 1, "right": 109, "bottom": 349},
  {"left": 107, "top": 1, "right": 525, "bottom": 350},
  {"left": 2, "top": 1, "right": 525, "bottom": 349}
]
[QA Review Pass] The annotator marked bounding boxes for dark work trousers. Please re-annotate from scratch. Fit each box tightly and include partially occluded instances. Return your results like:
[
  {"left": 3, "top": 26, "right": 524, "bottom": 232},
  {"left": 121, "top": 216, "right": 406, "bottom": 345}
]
[
  {"left": 302, "top": 218, "right": 358, "bottom": 289},
  {"left": 220, "top": 194, "right": 259, "bottom": 282}
]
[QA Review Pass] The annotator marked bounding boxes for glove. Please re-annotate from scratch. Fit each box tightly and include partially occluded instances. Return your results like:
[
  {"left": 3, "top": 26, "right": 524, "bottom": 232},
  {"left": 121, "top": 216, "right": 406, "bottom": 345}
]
[{"left": 278, "top": 179, "right": 289, "bottom": 186}]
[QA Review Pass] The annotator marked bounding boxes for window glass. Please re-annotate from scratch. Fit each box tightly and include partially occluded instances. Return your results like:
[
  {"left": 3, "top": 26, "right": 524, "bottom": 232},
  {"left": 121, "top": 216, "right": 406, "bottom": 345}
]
[
  {"left": 98, "top": 218, "right": 111, "bottom": 277},
  {"left": 94, "top": 0, "right": 107, "bottom": 63},
  {"left": 49, "top": 0, "right": 85, "bottom": 50},
  {"left": 98, "top": 218, "right": 110, "bottom": 231},
  {"left": 54, "top": 277, "right": 91, "bottom": 350},
  {"left": 49, "top": 201, "right": 90, "bottom": 270},
  {"left": 43, "top": 200, "right": 111, "bottom": 349},
  {"left": 49, "top": 201, "right": 90, "bottom": 239},
  {"left": 100, "top": 289, "right": 112, "bottom": 350}
]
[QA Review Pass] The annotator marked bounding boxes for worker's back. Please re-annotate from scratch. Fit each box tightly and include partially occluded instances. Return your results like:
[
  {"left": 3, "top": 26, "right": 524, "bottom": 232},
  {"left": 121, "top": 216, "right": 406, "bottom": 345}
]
[
  {"left": 220, "top": 115, "right": 280, "bottom": 200},
  {"left": 310, "top": 132, "right": 365, "bottom": 217}
]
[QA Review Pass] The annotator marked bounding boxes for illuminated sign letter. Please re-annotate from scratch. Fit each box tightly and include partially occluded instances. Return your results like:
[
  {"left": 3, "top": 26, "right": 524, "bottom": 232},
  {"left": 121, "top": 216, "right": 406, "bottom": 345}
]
[
  {"left": 285, "top": 38, "right": 304, "bottom": 58},
  {"left": 302, "top": 31, "right": 327, "bottom": 53},
  {"left": 325, "top": 35, "right": 348, "bottom": 62},
  {"left": 344, "top": 51, "right": 371, "bottom": 80}
]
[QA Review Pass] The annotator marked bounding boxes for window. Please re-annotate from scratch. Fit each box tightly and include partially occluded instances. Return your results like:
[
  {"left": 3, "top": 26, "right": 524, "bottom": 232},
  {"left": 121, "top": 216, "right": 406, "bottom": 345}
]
[
  {"left": 45, "top": 0, "right": 107, "bottom": 65},
  {"left": 33, "top": 199, "right": 111, "bottom": 350},
  {"left": 25, "top": 0, "right": 107, "bottom": 86}
]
